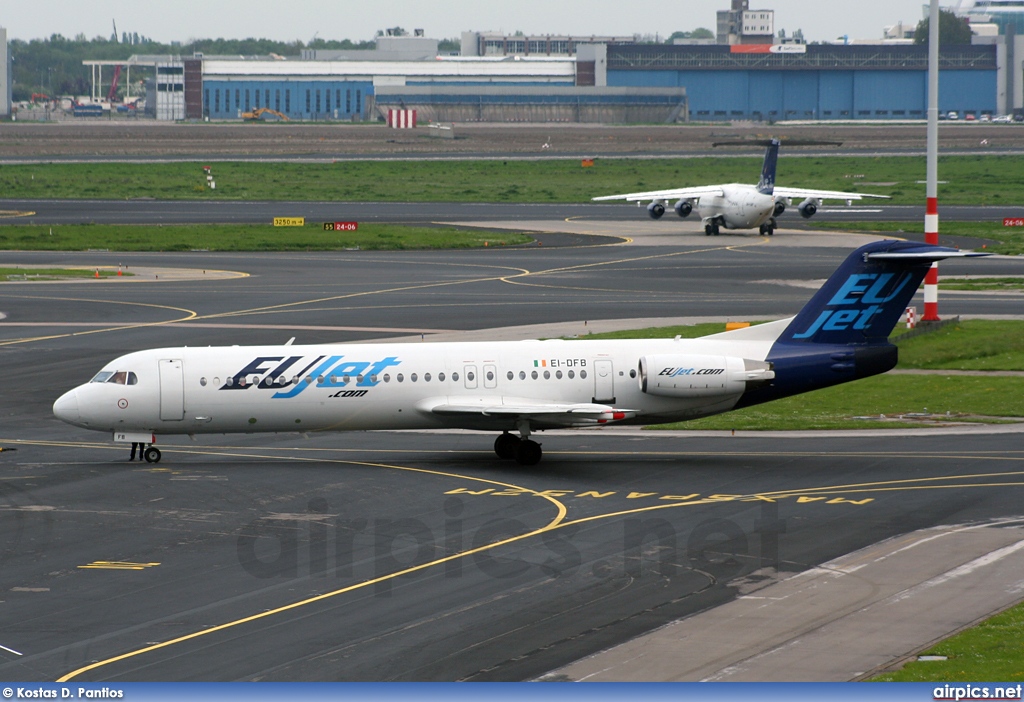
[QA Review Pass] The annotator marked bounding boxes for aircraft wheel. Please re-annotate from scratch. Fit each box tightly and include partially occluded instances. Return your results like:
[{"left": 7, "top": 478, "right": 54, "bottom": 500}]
[
  {"left": 144, "top": 447, "right": 161, "bottom": 463},
  {"left": 514, "top": 440, "right": 542, "bottom": 466},
  {"left": 712, "top": 223, "right": 720, "bottom": 236},
  {"left": 494, "top": 432, "right": 520, "bottom": 459},
  {"left": 704, "top": 224, "right": 713, "bottom": 236}
]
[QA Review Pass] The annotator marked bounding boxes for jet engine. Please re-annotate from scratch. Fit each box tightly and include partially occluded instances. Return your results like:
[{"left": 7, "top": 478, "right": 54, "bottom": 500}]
[
  {"left": 773, "top": 198, "right": 787, "bottom": 217},
  {"left": 798, "top": 197, "right": 819, "bottom": 219},
  {"left": 638, "top": 355, "right": 774, "bottom": 398},
  {"left": 647, "top": 201, "right": 666, "bottom": 220},
  {"left": 674, "top": 200, "right": 693, "bottom": 218}
]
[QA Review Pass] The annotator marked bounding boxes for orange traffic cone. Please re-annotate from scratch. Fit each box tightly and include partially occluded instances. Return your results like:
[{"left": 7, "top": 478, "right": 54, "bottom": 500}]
[
  {"left": 94, "top": 269, "right": 100, "bottom": 278},
  {"left": 117, "top": 267, "right": 122, "bottom": 276}
]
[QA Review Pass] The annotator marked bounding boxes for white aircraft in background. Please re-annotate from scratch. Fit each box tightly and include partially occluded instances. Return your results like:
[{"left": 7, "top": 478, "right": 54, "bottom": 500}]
[
  {"left": 54, "top": 241, "right": 980, "bottom": 466},
  {"left": 593, "top": 138, "right": 890, "bottom": 236}
]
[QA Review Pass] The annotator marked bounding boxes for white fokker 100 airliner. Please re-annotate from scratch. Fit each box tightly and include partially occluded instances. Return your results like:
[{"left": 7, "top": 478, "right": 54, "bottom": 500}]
[
  {"left": 593, "top": 139, "right": 889, "bottom": 236},
  {"left": 54, "top": 241, "right": 979, "bottom": 466}
]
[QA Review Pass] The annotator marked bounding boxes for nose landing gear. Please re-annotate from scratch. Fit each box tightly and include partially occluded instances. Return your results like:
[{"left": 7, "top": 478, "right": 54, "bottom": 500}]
[{"left": 143, "top": 446, "right": 162, "bottom": 463}]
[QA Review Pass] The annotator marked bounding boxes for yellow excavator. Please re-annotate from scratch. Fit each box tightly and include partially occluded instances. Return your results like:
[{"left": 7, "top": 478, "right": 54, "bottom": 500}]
[{"left": 242, "top": 107, "right": 290, "bottom": 121}]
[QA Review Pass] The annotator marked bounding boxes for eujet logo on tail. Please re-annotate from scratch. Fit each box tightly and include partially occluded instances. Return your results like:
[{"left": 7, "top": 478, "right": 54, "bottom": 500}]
[
  {"left": 221, "top": 355, "right": 402, "bottom": 398},
  {"left": 792, "top": 272, "right": 911, "bottom": 339}
]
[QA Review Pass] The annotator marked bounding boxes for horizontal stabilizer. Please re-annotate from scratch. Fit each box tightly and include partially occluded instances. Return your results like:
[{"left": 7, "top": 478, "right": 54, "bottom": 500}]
[{"left": 865, "top": 247, "right": 988, "bottom": 261}]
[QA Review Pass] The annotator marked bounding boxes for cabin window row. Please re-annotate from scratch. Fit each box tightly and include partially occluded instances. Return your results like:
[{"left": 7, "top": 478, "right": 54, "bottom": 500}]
[{"left": 195, "top": 367, "right": 603, "bottom": 388}]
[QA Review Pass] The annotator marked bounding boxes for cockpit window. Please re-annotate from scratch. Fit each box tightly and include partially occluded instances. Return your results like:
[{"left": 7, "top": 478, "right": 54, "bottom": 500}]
[{"left": 90, "top": 371, "right": 138, "bottom": 385}]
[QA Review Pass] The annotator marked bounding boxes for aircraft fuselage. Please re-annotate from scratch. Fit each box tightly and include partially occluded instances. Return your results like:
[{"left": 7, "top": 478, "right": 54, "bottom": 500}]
[
  {"left": 53, "top": 336, "right": 777, "bottom": 437},
  {"left": 698, "top": 184, "right": 775, "bottom": 230}
]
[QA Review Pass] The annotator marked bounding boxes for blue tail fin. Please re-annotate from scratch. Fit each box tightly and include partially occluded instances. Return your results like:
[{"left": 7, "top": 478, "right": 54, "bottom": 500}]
[
  {"left": 755, "top": 138, "right": 780, "bottom": 195},
  {"left": 733, "top": 240, "right": 984, "bottom": 409},
  {"left": 777, "top": 240, "right": 972, "bottom": 346}
]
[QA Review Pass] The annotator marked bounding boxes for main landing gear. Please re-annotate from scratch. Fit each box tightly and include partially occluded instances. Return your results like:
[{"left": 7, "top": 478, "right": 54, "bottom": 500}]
[
  {"left": 759, "top": 217, "right": 777, "bottom": 236},
  {"left": 494, "top": 431, "right": 543, "bottom": 466},
  {"left": 704, "top": 221, "right": 721, "bottom": 236}
]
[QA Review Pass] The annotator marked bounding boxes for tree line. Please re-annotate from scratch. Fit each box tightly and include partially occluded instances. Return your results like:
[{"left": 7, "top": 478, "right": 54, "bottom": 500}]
[{"left": 8, "top": 33, "right": 456, "bottom": 102}]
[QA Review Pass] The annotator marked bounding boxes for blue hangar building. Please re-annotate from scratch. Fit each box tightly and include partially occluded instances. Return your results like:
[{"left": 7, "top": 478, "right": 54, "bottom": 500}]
[
  {"left": 600, "top": 43, "right": 999, "bottom": 120},
  {"left": 150, "top": 41, "right": 1000, "bottom": 122}
]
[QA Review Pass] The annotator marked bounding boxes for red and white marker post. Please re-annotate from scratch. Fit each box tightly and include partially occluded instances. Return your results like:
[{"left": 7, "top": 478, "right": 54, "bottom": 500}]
[
  {"left": 922, "top": 0, "right": 941, "bottom": 322},
  {"left": 923, "top": 197, "right": 940, "bottom": 321}
]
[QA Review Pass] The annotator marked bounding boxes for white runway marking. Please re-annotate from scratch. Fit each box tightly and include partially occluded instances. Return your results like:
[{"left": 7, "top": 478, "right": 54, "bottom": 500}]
[{"left": 819, "top": 209, "right": 884, "bottom": 214}]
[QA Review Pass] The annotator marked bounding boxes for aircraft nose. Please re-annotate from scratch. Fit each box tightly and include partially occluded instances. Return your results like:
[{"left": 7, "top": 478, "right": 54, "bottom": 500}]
[{"left": 53, "top": 389, "right": 81, "bottom": 425}]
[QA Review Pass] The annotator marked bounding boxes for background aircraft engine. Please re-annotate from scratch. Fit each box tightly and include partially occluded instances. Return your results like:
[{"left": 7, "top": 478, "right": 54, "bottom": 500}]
[
  {"left": 647, "top": 201, "right": 666, "bottom": 219},
  {"left": 773, "top": 199, "right": 787, "bottom": 217},
  {"left": 674, "top": 200, "right": 693, "bottom": 218},
  {"left": 798, "top": 197, "right": 819, "bottom": 219},
  {"left": 638, "top": 355, "right": 774, "bottom": 398}
]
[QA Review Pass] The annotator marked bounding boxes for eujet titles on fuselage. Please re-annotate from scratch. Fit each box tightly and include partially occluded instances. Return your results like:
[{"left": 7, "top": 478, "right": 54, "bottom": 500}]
[
  {"left": 593, "top": 139, "right": 889, "bottom": 236},
  {"left": 54, "top": 241, "right": 982, "bottom": 466}
]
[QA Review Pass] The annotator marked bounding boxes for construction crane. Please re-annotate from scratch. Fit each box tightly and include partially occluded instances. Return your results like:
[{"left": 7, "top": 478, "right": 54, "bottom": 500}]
[
  {"left": 241, "top": 107, "right": 290, "bottom": 121},
  {"left": 107, "top": 65, "right": 123, "bottom": 102}
]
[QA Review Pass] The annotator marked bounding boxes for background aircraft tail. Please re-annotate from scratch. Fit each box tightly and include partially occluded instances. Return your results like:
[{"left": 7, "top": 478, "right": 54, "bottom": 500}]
[{"left": 755, "top": 138, "right": 780, "bottom": 195}]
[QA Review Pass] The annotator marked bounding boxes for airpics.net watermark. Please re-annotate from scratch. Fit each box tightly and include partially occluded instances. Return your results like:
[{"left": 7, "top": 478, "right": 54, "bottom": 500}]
[
  {"left": 933, "top": 684, "right": 1023, "bottom": 700},
  {"left": 235, "top": 497, "right": 787, "bottom": 595}
]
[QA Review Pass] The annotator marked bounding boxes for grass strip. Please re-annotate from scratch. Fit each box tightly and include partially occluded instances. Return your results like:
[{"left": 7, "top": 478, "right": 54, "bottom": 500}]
[
  {"left": 869, "top": 601, "right": 1024, "bottom": 682},
  {"left": 816, "top": 220, "right": 1024, "bottom": 256},
  {"left": 578, "top": 319, "right": 1024, "bottom": 372},
  {"left": 653, "top": 375, "right": 1024, "bottom": 431},
  {"left": 0, "top": 223, "right": 532, "bottom": 252},
  {"left": 940, "top": 277, "right": 1024, "bottom": 291},
  {"left": 896, "top": 320, "right": 1024, "bottom": 371},
  {"left": 0, "top": 267, "right": 129, "bottom": 281},
  {"left": 1, "top": 155, "right": 1024, "bottom": 205}
]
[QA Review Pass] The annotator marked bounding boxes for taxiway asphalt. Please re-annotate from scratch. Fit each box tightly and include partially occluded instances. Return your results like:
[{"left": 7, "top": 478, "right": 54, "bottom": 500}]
[
  {"left": 3, "top": 198, "right": 1024, "bottom": 229},
  {"left": 1, "top": 232, "right": 1023, "bottom": 682}
]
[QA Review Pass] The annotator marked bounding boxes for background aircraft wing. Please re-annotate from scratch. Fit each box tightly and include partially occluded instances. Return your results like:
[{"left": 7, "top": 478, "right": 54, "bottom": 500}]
[
  {"left": 773, "top": 186, "right": 890, "bottom": 201},
  {"left": 423, "top": 399, "right": 636, "bottom": 426},
  {"left": 592, "top": 185, "right": 725, "bottom": 203}
]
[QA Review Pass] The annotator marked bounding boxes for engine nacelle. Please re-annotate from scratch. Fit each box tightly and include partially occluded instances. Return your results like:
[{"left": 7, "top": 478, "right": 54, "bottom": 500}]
[
  {"left": 674, "top": 199, "right": 693, "bottom": 218},
  {"left": 647, "top": 201, "right": 666, "bottom": 220},
  {"left": 638, "top": 355, "right": 774, "bottom": 398},
  {"left": 798, "top": 197, "right": 819, "bottom": 219},
  {"left": 773, "top": 198, "right": 787, "bottom": 217}
]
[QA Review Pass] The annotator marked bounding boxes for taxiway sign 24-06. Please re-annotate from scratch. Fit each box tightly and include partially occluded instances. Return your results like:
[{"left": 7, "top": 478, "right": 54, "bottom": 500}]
[
  {"left": 54, "top": 240, "right": 980, "bottom": 466},
  {"left": 593, "top": 139, "right": 889, "bottom": 236}
]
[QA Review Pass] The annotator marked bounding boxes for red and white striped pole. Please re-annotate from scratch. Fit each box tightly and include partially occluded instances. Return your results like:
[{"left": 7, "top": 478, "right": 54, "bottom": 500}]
[
  {"left": 923, "top": 198, "right": 940, "bottom": 321},
  {"left": 923, "top": 0, "right": 941, "bottom": 322}
]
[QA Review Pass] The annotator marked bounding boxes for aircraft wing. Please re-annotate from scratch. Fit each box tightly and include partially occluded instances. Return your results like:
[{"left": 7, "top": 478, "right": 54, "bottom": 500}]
[
  {"left": 772, "top": 186, "right": 890, "bottom": 201},
  {"left": 592, "top": 185, "right": 725, "bottom": 203},
  {"left": 421, "top": 398, "right": 636, "bottom": 427}
]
